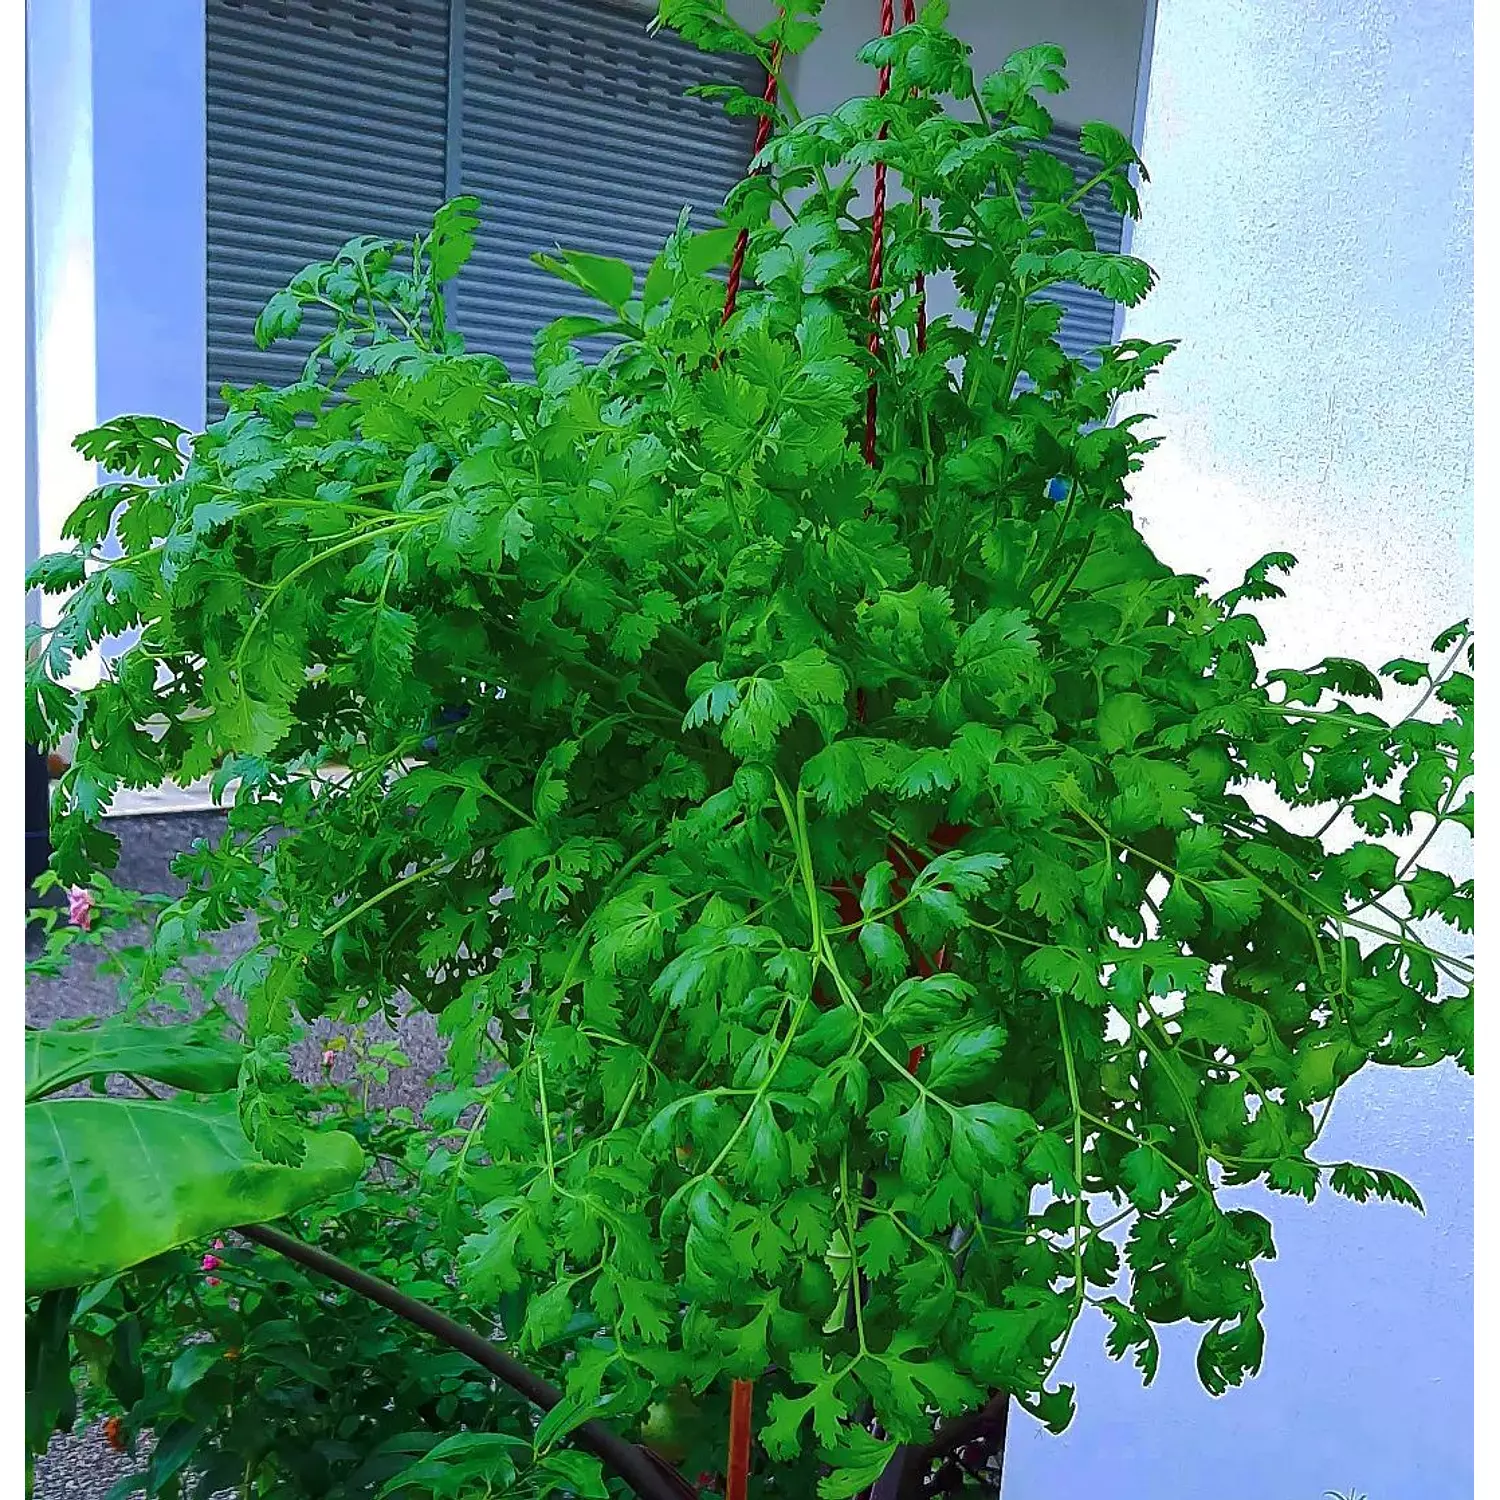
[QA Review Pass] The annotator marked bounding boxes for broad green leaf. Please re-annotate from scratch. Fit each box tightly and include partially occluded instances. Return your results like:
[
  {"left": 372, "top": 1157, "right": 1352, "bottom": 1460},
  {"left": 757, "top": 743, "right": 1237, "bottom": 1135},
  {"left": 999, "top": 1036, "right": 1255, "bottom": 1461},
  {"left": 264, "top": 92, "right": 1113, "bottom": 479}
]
[
  {"left": 533, "top": 248, "right": 635, "bottom": 312},
  {"left": 168, "top": 1343, "right": 222, "bottom": 1394},
  {"left": 925, "top": 1023, "right": 1007, "bottom": 1089},
  {"left": 1095, "top": 692, "right": 1154, "bottom": 753},
  {"left": 25, "top": 1017, "right": 244, "bottom": 1103},
  {"left": 378, "top": 1432, "right": 525, "bottom": 1497},
  {"left": 426, "top": 195, "right": 482, "bottom": 282},
  {"left": 817, "top": 1427, "right": 898, "bottom": 1500},
  {"left": 26, "top": 1095, "right": 363, "bottom": 1293},
  {"left": 1119, "top": 1145, "right": 1180, "bottom": 1212}
]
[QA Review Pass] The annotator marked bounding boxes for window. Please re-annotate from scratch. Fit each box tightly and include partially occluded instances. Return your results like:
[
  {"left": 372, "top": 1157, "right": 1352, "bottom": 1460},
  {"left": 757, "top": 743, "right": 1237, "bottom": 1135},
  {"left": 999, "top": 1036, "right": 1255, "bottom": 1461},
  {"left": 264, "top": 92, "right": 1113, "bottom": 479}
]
[
  {"left": 205, "top": 5, "right": 1123, "bottom": 408},
  {"left": 1033, "top": 122, "right": 1128, "bottom": 362},
  {"left": 205, "top": 0, "right": 760, "bottom": 413}
]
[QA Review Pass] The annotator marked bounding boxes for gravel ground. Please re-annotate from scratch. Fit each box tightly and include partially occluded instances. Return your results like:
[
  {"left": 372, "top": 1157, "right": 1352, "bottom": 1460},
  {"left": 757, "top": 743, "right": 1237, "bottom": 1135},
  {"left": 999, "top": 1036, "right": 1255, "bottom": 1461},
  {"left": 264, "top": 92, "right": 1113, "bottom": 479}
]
[{"left": 28, "top": 811, "right": 451, "bottom": 1498}]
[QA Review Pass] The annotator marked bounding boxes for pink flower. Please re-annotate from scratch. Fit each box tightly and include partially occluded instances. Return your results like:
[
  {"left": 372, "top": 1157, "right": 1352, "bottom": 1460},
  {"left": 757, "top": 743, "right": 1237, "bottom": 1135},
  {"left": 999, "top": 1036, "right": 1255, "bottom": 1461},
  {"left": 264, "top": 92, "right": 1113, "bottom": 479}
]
[
  {"left": 202, "top": 1253, "right": 221, "bottom": 1272},
  {"left": 213, "top": 1239, "right": 225, "bottom": 1250},
  {"left": 321, "top": 1049, "right": 336, "bottom": 1069},
  {"left": 66, "top": 886, "right": 94, "bottom": 931}
]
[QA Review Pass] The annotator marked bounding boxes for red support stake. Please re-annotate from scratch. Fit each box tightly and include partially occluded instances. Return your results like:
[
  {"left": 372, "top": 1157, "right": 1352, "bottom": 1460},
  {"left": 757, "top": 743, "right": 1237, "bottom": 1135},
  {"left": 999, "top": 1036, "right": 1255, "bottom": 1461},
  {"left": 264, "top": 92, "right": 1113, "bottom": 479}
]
[
  {"left": 902, "top": 0, "right": 926, "bottom": 354},
  {"left": 722, "top": 39, "right": 785, "bottom": 329},
  {"left": 862, "top": 0, "right": 896, "bottom": 466},
  {"left": 726, "top": 1378, "right": 755, "bottom": 1500}
]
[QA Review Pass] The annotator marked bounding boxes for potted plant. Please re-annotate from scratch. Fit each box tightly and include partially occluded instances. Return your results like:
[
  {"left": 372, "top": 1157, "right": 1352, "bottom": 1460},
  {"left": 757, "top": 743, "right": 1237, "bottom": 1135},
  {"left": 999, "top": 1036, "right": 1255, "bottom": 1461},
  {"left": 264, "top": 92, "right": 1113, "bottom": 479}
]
[{"left": 25, "top": 3, "right": 1471, "bottom": 1496}]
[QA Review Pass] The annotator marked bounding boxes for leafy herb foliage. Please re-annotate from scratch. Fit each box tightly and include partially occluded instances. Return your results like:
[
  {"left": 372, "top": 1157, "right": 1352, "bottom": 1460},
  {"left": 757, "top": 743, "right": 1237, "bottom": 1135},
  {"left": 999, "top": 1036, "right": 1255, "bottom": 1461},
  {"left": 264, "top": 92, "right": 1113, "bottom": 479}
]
[
  {"left": 50, "top": 1098, "right": 612, "bottom": 1500},
  {"left": 26, "top": 2, "right": 1472, "bottom": 1494}
]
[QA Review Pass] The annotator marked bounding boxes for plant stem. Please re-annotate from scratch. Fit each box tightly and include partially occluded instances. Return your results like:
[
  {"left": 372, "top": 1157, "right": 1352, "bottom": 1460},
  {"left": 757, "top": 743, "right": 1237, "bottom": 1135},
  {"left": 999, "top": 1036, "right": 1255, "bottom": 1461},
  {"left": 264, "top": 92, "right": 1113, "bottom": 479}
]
[
  {"left": 320, "top": 858, "right": 451, "bottom": 940},
  {"left": 234, "top": 1222, "right": 696, "bottom": 1500}
]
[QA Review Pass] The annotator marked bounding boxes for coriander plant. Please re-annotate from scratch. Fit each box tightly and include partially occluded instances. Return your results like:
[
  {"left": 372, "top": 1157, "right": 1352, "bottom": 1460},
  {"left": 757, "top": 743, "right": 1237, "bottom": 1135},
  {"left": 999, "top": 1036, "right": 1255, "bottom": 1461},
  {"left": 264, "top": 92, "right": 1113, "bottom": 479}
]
[{"left": 25, "top": 3, "right": 1473, "bottom": 1496}]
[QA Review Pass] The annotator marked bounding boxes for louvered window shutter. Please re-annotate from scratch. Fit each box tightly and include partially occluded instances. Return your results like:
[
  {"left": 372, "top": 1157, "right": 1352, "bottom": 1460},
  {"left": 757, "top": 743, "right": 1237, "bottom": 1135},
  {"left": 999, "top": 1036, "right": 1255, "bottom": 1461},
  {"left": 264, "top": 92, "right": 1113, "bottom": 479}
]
[
  {"left": 1034, "top": 123, "right": 1128, "bottom": 363},
  {"left": 206, "top": 0, "right": 760, "bottom": 401},
  {"left": 205, "top": 0, "right": 451, "bottom": 416},
  {"left": 453, "top": 0, "right": 762, "bottom": 374},
  {"left": 205, "top": 10, "right": 1123, "bottom": 396}
]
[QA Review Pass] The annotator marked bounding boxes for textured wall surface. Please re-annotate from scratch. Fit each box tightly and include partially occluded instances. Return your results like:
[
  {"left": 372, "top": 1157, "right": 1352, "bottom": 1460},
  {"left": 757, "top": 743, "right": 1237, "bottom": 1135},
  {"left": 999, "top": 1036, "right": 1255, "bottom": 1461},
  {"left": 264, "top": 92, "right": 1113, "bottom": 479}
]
[{"left": 1005, "top": 2, "right": 1475, "bottom": 1496}]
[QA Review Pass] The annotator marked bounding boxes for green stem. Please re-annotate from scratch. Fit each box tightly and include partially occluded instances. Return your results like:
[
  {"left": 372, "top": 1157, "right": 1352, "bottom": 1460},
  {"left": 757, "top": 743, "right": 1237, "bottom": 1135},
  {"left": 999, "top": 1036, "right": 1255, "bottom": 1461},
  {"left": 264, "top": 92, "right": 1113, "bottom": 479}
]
[
  {"left": 1081, "top": 1107, "right": 1210, "bottom": 1195},
  {"left": 607, "top": 1007, "right": 673, "bottom": 1134},
  {"left": 1022, "top": 477, "right": 1080, "bottom": 592},
  {"left": 1034, "top": 534, "right": 1095, "bottom": 623},
  {"left": 320, "top": 858, "right": 450, "bottom": 939},
  {"left": 839, "top": 1149, "right": 870, "bottom": 1355},
  {"left": 1121, "top": 1010, "right": 1208, "bottom": 1169},
  {"left": 536, "top": 1054, "right": 558, "bottom": 1186},
  {"left": 233, "top": 514, "right": 440, "bottom": 670}
]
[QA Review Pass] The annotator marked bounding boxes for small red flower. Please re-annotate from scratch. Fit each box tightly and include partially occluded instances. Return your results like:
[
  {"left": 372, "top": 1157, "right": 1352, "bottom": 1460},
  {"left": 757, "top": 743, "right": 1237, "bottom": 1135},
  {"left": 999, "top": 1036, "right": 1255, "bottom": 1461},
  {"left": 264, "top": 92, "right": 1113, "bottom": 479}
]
[
  {"left": 103, "top": 1416, "right": 126, "bottom": 1453},
  {"left": 66, "top": 886, "right": 94, "bottom": 931}
]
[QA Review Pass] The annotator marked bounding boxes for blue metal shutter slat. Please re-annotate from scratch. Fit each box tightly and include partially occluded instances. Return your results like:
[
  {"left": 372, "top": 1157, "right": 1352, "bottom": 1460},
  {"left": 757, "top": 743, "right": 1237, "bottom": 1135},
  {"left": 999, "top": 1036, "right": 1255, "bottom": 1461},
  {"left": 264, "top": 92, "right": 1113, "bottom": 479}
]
[
  {"left": 206, "top": 0, "right": 451, "bottom": 414},
  {"left": 455, "top": 0, "right": 761, "bottom": 374},
  {"left": 207, "top": 5, "right": 1106, "bottom": 396}
]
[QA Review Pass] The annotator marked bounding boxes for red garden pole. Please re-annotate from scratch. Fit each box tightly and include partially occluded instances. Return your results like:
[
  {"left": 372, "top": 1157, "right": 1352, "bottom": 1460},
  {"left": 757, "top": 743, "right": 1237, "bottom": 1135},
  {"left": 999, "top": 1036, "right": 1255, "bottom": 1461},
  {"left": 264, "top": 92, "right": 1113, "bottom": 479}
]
[
  {"left": 862, "top": 0, "right": 896, "bottom": 465},
  {"left": 722, "top": 41, "right": 784, "bottom": 328},
  {"left": 721, "top": 5, "right": 943, "bottom": 1491},
  {"left": 723, "top": 26, "right": 786, "bottom": 1500},
  {"left": 725, "top": 1376, "right": 756, "bottom": 1500},
  {"left": 902, "top": 0, "right": 927, "bottom": 354}
]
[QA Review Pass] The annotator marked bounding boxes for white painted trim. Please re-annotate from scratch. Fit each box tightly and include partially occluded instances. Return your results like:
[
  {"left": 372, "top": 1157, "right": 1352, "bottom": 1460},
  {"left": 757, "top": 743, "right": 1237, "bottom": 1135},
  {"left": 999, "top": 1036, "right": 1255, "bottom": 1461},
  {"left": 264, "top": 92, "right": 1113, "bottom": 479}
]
[
  {"left": 1128, "top": 0, "right": 1161, "bottom": 163},
  {"left": 27, "top": 0, "right": 97, "bottom": 643},
  {"left": 103, "top": 780, "right": 225, "bottom": 819},
  {"left": 98, "top": 762, "right": 397, "bottom": 819},
  {"left": 24, "top": 40, "right": 39, "bottom": 626}
]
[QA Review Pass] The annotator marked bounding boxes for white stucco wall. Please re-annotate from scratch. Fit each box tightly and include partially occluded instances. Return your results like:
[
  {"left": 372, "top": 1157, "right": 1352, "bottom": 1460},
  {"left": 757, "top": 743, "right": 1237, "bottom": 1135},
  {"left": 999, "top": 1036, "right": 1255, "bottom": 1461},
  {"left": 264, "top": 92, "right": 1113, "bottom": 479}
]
[
  {"left": 25, "top": 0, "right": 204, "bottom": 681},
  {"left": 90, "top": 0, "right": 206, "bottom": 444},
  {"left": 1005, "top": 2, "right": 1475, "bottom": 1496}
]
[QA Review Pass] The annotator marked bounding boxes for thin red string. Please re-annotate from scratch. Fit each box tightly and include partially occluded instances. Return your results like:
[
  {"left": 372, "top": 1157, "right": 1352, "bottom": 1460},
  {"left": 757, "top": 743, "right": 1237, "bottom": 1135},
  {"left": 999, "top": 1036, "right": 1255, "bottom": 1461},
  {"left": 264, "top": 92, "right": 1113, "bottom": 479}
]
[
  {"left": 721, "top": 57, "right": 781, "bottom": 1492},
  {"left": 866, "top": 1, "right": 928, "bottom": 1063},
  {"left": 862, "top": 0, "right": 896, "bottom": 465},
  {"left": 722, "top": 42, "right": 784, "bottom": 328},
  {"left": 902, "top": 0, "right": 926, "bottom": 355}
]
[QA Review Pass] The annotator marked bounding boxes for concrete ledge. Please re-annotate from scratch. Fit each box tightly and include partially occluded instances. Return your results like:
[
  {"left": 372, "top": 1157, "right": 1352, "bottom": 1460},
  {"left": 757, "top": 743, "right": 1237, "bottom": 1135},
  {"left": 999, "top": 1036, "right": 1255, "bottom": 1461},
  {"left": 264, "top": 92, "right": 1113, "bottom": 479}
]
[{"left": 102, "top": 778, "right": 224, "bottom": 818}]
